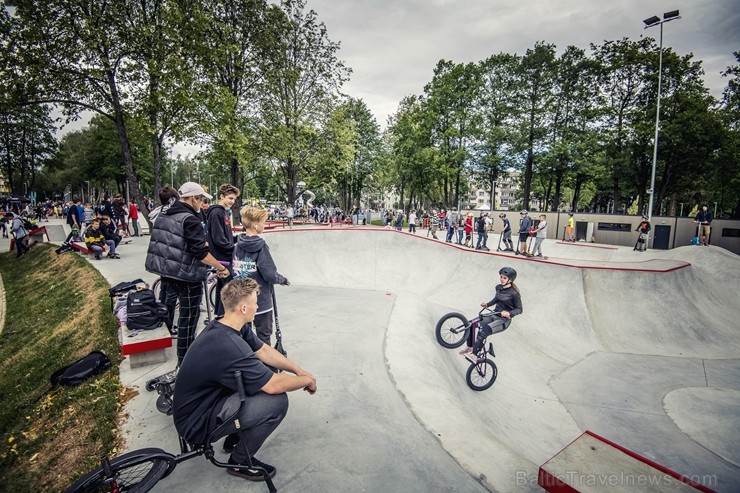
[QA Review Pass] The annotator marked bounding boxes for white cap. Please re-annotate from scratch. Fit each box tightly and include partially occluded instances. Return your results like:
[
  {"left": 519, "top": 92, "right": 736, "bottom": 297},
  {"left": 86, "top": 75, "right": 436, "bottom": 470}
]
[{"left": 178, "top": 182, "right": 212, "bottom": 199}]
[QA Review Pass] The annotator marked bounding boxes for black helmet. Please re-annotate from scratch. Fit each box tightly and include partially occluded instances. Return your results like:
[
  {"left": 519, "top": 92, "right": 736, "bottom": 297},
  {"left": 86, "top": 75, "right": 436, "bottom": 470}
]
[
  {"left": 498, "top": 213, "right": 506, "bottom": 218},
  {"left": 499, "top": 266, "right": 517, "bottom": 282}
]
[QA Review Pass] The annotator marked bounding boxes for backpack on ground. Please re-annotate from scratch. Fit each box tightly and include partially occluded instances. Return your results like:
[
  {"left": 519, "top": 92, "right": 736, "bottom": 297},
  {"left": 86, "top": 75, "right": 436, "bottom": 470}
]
[
  {"left": 50, "top": 350, "right": 111, "bottom": 387},
  {"left": 126, "top": 288, "right": 168, "bottom": 330}
]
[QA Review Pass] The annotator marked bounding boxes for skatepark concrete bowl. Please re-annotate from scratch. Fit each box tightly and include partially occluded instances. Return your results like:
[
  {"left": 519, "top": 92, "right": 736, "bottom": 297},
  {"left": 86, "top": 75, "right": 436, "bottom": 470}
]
[{"left": 262, "top": 227, "right": 740, "bottom": 492}]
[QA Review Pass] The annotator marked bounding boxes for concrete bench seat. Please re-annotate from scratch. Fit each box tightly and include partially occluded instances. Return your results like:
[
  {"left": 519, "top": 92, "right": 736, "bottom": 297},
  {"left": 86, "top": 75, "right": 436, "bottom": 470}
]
[{"left": 119, "top": 323, "right": 172, "bottom": 368}]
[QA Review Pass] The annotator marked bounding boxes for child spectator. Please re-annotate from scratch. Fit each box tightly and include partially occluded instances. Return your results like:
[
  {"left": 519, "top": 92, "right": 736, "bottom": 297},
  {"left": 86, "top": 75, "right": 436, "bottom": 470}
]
[
  {"left": 83, "top": 202, "right": 95, "bottom": 227},
  {"left": 84, "top": 218, "right": 119, "bottom": 260},
  {"left": 233, "top": 207, "right": 290, "bottom": 345},
  {"left": 206, "top": 184, "right": 240, "bottom": 317},
  {"left": 532, "top": 214, "right": 548, "bottom": 257}
]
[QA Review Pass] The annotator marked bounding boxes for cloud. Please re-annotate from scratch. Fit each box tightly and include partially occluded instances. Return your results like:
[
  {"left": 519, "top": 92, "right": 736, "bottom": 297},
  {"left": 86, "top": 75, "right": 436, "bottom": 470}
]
[{"left": 309, "top": 0, "right": 739, "bottom": 127}]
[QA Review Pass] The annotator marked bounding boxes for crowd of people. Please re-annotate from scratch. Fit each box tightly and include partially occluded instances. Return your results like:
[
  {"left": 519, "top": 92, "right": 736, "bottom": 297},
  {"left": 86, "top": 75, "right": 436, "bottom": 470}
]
[{"left": 380, "top": 208, "right": 550, "bottom": 257}]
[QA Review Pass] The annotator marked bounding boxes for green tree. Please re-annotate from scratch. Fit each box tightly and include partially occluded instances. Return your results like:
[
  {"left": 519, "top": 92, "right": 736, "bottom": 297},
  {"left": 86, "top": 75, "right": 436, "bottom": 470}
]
[
  {"left": 258, "top": 0, "right": 350, "bottom": 206},
  {"left": 472, "top": 53, "right": 520, "bottom": 210},
  {"left": 11, "top": 0, "right": 153, "bottom": 216},
  {"left": 512, "top": 42, "right": 557, "bottom": 210},
  {"left": 424, "top": 60, "right": 481, "bottom": 207},
  {"left": 716, "top": 52, "right": 740, "bottom": 218},
  {"left": 187, "top": 0, "right": 273, "bottom": 217}
]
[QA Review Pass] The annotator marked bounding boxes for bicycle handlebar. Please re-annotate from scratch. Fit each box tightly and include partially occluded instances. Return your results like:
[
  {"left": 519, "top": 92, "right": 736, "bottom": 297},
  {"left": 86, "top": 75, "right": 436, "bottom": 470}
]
[{"left": 234, "top": 371, "right": 247, "bottom": 402}]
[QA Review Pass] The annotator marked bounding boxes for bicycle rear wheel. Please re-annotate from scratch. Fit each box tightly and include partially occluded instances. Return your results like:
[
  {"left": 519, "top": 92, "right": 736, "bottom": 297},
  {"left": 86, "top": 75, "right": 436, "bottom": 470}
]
[
  {"left": 65, "top": 448, "right": 173, "bottom": 493},
  {"left": 435, "top": 312, "right": 469, "bottom": 348},
  {"left": 465, "top": 358, "right": 498, "bottom": 391}
]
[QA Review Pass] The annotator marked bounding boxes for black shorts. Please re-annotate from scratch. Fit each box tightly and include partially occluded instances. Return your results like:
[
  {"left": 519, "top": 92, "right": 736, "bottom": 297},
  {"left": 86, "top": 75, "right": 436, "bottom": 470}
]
[{"left": 519, "top": 233, "right": 529, "bottom": 243}]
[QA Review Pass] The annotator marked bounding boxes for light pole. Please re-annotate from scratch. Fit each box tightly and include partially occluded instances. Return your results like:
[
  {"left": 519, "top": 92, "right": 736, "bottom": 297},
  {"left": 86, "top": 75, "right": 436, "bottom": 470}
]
[{"left": 643, "top": 9, "right": 681, "bottom": 222}]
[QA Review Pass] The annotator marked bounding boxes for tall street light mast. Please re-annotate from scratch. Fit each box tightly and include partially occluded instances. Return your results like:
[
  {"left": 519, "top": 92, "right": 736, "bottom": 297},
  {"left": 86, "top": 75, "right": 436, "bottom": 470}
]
[{"left": 643, "top": 10, "right": 681, "bottom": 223}]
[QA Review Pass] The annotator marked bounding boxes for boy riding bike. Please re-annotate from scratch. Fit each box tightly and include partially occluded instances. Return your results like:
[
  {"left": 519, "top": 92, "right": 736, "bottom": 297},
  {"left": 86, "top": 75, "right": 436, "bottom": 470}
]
[{"left": 460, "top": 267, "right": 522, "bottom": 357}]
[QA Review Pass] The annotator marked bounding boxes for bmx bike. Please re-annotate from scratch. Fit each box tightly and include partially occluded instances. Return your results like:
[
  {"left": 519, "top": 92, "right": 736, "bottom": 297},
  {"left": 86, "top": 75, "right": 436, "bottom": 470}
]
[
  {"left": 435, "top": 308, "right": 499, "bottom": 391},
  {"left": 66, "top": 371, "right": 277, "bottom": 493}
]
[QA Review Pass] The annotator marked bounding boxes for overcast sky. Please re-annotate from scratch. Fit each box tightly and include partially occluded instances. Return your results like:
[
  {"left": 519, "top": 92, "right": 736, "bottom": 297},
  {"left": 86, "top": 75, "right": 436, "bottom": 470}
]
[{"left": 307, "top": 0, "right": 739, "bottom": 128}]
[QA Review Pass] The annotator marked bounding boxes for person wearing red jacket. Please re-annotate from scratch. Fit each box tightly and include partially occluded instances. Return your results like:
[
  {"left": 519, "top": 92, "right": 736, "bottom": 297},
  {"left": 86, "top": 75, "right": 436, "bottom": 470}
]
[{"left": 129, "top": 200, "right": 140, "bottom": 236}]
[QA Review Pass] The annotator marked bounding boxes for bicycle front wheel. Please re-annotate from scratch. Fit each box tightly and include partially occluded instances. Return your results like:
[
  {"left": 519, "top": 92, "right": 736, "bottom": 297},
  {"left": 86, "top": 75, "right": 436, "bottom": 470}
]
[
  {"left": 65, "top": 448, "right": 173, "bottom": 493},
  {"left": 465, "top": 359, "right": 498, "bottom": 391},
  {"left": 435, "top": 312, "right": 469, "bottom": 348},
  {"left": 208, "top": 278, "right": 218, "bottom": 314}
]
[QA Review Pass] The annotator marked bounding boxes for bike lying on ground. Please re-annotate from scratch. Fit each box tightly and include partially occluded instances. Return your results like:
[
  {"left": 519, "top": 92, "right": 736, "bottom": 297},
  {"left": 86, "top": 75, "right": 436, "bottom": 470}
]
[
  {"left": 66, "top": 371, "right": 278, "bottom": 493},
  {"left": 435, "top": 308, "right": 499, "bottom": 391}
]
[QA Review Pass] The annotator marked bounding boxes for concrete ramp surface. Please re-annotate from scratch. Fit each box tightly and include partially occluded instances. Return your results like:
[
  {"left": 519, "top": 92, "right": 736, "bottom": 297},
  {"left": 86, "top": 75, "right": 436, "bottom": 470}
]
[{"left": 263, "top": 228, "right": 740, "bottom": 492}]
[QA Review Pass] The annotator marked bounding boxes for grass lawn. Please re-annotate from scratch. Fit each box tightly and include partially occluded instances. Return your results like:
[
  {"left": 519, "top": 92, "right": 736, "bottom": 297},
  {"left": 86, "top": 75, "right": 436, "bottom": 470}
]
[{"left": 0, "top": 244, "right": 123, "bottom": 492}]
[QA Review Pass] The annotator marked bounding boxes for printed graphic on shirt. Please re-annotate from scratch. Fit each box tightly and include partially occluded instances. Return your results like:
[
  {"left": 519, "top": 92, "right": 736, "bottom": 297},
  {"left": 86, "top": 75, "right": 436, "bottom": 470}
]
[{"left": 232, "top": 256, "right": 257, "bottom": 279}]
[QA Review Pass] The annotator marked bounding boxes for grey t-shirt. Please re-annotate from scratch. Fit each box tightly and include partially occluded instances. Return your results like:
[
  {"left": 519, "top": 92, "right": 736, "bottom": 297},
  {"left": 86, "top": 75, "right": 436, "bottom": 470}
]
[
  {"left": 173, "top": 320, "right": 273, "bottom": 445},
  {"left": 536, "top": 220, "right": 548, "bottom": 238}
]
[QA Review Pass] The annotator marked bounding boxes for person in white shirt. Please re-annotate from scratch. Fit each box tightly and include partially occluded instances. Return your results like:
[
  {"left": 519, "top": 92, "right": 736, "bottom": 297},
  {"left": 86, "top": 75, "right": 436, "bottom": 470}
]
[{"left": 408, "top": 210, "right": 417, "bottom": 233}]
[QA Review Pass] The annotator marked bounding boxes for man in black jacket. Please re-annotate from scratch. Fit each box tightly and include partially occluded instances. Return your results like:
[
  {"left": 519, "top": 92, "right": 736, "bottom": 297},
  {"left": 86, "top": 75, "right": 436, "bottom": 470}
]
[
  {"left": 145, "top": 182, "right": 231, "bottom": 365},
  {"left": 206, "top": 184, "right": 240, "bottom": 317},
  {"left": 100, "top": 215, "right": 121, "bottom": 247}
]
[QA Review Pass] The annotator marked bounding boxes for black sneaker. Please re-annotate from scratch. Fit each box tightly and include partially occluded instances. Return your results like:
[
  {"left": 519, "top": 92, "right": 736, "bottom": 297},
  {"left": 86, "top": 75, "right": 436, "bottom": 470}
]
[
  {"left": 227, "top": 455, "right": 276, "bottom": 482},
  {"left": 223, "top": 433, "right": 240, "bottom": 453}
]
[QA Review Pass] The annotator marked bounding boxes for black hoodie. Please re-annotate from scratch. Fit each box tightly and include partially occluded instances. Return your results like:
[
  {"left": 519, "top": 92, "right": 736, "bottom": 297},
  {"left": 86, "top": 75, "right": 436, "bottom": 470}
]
[
  {"left": 232, "top": 234, "right": 286, "bottom": 314},
  {"left": 205, "top": 205, "right": 234, "bottom": 262}
]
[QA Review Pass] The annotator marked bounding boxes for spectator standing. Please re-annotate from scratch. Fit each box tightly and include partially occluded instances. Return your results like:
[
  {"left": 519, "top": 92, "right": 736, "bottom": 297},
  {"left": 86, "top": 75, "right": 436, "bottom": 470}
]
[
  {"left": 516, "top": 210, "right": 531, "bottom": 255},
  {"left": 112, "top": 194, "right": 128, "bottom": 236},
  {"left": 149, "top": 186, "right": 180, "bottom": 334},
  {"left": 634, "top": 215, "right": 651, "bottom": 252},
  {"left": 233, "top": 207, "right": 290, "bottom": 345},
  {"left": 286, "top": 205, "right": 294, "bottom": 229},
  {"left": 394, "top": 210, "right": 404, "bottom": 231},
  {"left": 532, "top": 214, "right": 548, "bottom": 257},
  {"left": 475, "top": 213, "right": 487, "bottom": 250},
  {"left": 99, "top": 196, "right": 114, "bottom": 220},
  {"left": 694, "top": 204, "right": 713, "bottom": 246},
  {"left": 446, "top": 209, "right": 458, "bottom": 243},
  {"left": 9, "top": 213, "right": 30, "bottom": 257},
  {"left": 206, "top": 184, "right": 240, "bottom": 317},
  {"left": 0, "top": 212, "right": 8, "bottom": 238},
  {"left": 66, "top": 197, "right": 83, "bottom": 235},
  {"left": 128, "top": 200, "right": 140, "bottom": 236},
  {"left": 499, "top": 213, "right": 513, "bottom": 251},
  {"left": 463, "top": 212, "right": 473, "bottom": 247},
  {"left": 408, "top": 209, "right": 417, "bottom": 233},
  {"left": 566, "top": 213, "right": 575, "bottom": 242},
  {"left": 483, "top": 213, "right": 493, "bottom": 249},
  {"left": 429, "top": 210, "right": 439, "bottom": 239},
  {"left": 145, "top": 182, "right": 230, "bottom": 365},
  {"left": 83, "top": 203, "right": 95, "bottom": 227}
]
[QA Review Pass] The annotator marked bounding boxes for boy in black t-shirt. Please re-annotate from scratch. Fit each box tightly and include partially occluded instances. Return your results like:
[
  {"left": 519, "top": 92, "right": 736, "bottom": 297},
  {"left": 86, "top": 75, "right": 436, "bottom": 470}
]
[{"left": 173, "top": 278, "right": 316, "bottom": 482}]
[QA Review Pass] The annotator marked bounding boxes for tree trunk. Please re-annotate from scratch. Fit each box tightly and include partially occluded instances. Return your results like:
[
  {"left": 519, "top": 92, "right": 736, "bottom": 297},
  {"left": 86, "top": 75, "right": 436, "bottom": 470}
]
[{"left": 106, "top": 68, "right": 148, "bottom": 229}]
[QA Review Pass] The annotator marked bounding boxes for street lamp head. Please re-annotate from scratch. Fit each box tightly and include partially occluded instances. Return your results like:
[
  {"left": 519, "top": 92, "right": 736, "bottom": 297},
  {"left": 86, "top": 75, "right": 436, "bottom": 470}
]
[
  {"left": 663, "top": 10, "right": 680, "bottom": 20},
  {"left": 643, "top": 15, "right": 660, "bottom": 27}
]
